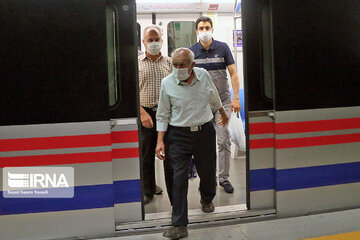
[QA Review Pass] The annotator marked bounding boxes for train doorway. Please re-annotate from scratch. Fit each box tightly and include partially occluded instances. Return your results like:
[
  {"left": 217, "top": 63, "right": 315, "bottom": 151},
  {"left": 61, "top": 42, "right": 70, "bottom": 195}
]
[{"left": 135, "top": 3, "right": 248, "bottom": 222}]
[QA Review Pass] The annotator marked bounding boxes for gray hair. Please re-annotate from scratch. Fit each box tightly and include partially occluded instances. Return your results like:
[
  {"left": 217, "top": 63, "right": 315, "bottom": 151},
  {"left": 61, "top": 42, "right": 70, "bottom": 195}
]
[
  {"left": 142, "top": 25, "right": 163, "bottom": 39},
  {"left": 171, "top": 48, "right": 195, "bottom": 64}
]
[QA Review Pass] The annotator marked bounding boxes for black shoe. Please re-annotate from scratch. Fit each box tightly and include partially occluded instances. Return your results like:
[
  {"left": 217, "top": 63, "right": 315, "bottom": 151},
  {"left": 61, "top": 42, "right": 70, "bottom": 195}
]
[
  {"left": 220, "top": 180, "right": 234, "bottom": 193},
  {"left": 155, "top": 185, "right": 163, "bottom": 195},
  {"left": 200, "top": 199, "right": 215, "bottom": 213},
  {"left": 144, "top": 195, "right": 153, "bottom": 205},
  {"left": 163, "top": 226, "right": 188, "bottom": 239}
]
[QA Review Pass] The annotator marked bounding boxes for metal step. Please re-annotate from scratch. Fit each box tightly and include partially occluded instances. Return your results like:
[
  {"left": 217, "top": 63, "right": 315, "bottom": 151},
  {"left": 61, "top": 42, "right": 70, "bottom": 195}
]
[{"left": 113, "top": 208, "right": 276, "bottom": 237}]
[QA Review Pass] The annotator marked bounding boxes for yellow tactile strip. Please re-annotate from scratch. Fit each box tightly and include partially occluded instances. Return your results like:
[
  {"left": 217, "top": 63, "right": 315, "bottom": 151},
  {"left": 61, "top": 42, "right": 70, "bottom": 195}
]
[{"left": 303, "top": 231, "right": 360, "bottom": 240}]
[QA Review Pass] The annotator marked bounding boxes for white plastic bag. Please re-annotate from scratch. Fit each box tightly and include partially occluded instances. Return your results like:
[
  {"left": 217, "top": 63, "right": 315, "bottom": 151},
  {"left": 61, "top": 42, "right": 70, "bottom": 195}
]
[{"left": 228, "top": 112, "right": 246, "bottom": 151}]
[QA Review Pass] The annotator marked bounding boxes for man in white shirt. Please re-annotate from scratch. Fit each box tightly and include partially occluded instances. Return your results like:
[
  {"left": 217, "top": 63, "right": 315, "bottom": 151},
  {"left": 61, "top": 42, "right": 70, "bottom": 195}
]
[{"left": 155, "top": 48, "right": 228, "bottom": 239}]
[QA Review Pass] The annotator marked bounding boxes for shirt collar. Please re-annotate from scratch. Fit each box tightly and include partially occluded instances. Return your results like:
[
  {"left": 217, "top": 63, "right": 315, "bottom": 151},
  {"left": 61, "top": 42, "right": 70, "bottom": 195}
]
[
  {"left": 198, "top": 38, "right": 215, "bottom": 51},
  {"left": 140, "top": 52, "right": 163, "bottom": 62}
]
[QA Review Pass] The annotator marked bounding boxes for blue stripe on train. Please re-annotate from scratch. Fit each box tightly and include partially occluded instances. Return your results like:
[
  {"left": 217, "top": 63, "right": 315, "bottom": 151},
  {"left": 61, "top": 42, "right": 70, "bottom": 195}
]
[
  {"left": 0, "top": 179, "right": 140, "bottom": 215},
  {"left": 113, "top": 179, "right": 141, "bottom": 204},
  {"left": 276, "top": 161, "right": 360, "bottom": 191},
  {"left": 250, "top": 162, "right": 360, "bottom": 192},
  {"left": 250, "top": 168, "right": 275, "bottom": 191}
]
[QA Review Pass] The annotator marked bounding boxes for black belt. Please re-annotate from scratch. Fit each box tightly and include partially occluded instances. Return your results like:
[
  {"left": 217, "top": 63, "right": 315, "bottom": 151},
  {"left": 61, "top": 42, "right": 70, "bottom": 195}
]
[
  {"left": 142, "top": 106, "right": 158, "bottom": 112},
  {"left": 169, "top": 121, "right": 212, "bottom": 132}
]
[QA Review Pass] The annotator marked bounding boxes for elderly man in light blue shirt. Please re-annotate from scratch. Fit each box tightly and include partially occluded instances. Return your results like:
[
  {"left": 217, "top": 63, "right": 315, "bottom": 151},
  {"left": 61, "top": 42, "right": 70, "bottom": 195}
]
[{"left": 155, "top": 48, "right": 228, "bottom": 239}]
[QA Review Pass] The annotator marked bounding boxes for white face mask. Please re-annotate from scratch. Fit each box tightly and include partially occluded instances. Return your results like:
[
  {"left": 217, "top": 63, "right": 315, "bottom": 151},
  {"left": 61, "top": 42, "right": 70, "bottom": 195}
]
[
  {"left": 198, "top": 31, "right": 212, "bottom": 42},
  {"left": 146, "top": 41, "right": 162, "bottom": 55},
  {"left": 173, "top": 67, "right": 190, "bottom": 81}
]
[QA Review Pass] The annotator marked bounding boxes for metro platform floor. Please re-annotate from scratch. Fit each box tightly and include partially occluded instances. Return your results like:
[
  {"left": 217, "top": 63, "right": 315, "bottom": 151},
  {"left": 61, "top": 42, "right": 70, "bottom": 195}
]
[{"left": 94, "top": 208, "right": 360, "bottom": 240}]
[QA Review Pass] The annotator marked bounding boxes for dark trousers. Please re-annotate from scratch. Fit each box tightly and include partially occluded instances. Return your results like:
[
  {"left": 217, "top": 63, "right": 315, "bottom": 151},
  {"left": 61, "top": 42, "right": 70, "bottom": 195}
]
[
  {"left": 167, "top": 122, "right": 217, "bottom": 226},
  {"left": 139, "top": 107, "right": 158, "bottom": 198}
]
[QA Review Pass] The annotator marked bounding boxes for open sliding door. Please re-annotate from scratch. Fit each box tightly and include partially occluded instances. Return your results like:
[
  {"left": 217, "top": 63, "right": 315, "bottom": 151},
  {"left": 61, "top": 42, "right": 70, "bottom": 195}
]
[
  {"left": 243, "top": 0, "right": 276, "bottom": 211},
  {"left": 243, "top": 0, "right": 360, "bottom": 216}
]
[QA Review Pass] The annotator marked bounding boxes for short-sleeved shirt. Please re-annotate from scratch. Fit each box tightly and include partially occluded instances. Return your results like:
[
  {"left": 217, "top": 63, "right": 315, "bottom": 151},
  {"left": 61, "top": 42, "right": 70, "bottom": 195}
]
[
  {"left": 156, "top": 67, "right": 222, "bottom": 132},
  {"left": 138, "top": 54, "right": 172, "bottom": 108},
  {"left": 189, "top": 39, "right": 235, "bottom": 105}
]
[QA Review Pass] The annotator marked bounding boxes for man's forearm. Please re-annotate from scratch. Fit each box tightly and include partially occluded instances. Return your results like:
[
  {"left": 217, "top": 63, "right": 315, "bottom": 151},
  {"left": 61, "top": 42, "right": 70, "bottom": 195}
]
[
  {"left": 231, "top": 73, "right": 240, "bottom": 100},
  {"left": 157, "top": 131, "right": 166, "bottom": 143}
]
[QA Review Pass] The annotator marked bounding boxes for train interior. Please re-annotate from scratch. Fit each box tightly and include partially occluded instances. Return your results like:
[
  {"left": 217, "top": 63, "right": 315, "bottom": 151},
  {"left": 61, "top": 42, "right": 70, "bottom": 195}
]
[{"left": 136, "top": 0, "right": 247, "bottom": 220}]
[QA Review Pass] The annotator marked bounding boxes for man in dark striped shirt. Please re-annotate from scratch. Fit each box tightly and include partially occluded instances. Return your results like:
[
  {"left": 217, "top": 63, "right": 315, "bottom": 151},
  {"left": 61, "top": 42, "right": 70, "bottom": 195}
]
[{"left": 190, "top": 16, "right": 241, "bottom": 194}]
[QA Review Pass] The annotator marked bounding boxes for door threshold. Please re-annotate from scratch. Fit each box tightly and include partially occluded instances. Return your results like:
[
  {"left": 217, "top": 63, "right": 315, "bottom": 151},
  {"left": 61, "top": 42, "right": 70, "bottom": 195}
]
[
  {"left": 145, "top": 203, "right": 247, "bottom": 220},
  {"left": 114, "top": 208, "right": 276, "bottom": 237}
]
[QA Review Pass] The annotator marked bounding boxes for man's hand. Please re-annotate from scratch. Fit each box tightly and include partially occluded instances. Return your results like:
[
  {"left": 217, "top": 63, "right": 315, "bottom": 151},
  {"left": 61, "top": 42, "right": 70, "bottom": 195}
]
[
  {"left": 218, "top": 107, "right": 229, "bottom": 126},
  {"left": 231, "top": 98, "right": 241, "bottom": 113},
  {"left": 156, "top": 131, "right": 166, "bottom": 160},
  {"left": 155, "top": 140, "right": 165, "bottom": 160},
  {"left": 140, "top": 108, "right": 153, "bottom": 128}
]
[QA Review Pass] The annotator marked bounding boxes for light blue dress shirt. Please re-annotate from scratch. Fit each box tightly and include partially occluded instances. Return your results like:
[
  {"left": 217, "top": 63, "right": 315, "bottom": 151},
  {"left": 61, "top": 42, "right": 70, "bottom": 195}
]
[{"left": 156, "top": 67, "right": 223, "bottom": 132}]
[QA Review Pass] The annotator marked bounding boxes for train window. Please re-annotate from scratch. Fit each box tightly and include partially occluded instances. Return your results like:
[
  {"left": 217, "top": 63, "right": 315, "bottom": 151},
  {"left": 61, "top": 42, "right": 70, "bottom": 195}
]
[
  {"left": 167, "top": 21, "right": 197, "bottom": 56},
  {"left": 106, "top": 6, "right": 119, "bottom": 106},
  {"left": 260, "top": 3, "right": 274, "bottom": 100}
]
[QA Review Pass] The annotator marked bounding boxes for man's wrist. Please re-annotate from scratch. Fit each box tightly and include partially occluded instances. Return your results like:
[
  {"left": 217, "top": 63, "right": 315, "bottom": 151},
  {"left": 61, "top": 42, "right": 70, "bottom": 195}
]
[
  {"left": 140, "top": 106, "right": 147, "bottom": 115},
  {"left": 219, "top": 107, "right": 225, "bottom": 114},
  {"left": 157, "top": 131, "right": 165, "bottom": 143}
]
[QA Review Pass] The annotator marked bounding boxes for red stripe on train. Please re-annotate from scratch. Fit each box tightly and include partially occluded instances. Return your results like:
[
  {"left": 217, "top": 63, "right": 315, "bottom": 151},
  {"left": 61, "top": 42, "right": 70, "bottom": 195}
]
[
  {"left": 249, "top": 122, "right": 274, "bottom": 135},
  {"left": 249, "top": 118, "right": 360, "bottom": 149},
  {"left": 250, "top": 133, "right": 360, "bottom": 149},
  {"left": 0, "top": 134, "right": 111, "bottom": 152},
  {"left": 0, "top": 151, "right": 112, "bottom": 168},
  {"left": 275, "top": 132, "right": 360, "bottom": 149},
  {"left": 276, "top": 117, "right": 360, "bottom": 134},
  {"left": 249, "top": 138, "right": 274, "bottom": 149},
  {"left": 112, "top": 148, "right": 139, "bottom": 159},
  {"left": 111, "top": 131, "right": 138, "bottom": 143}
]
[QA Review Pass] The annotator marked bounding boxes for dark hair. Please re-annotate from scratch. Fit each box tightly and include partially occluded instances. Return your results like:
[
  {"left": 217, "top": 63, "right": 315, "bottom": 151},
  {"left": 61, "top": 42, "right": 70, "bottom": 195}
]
[{"left": 195, "top": 16, "right": 213, "bottom": 30}]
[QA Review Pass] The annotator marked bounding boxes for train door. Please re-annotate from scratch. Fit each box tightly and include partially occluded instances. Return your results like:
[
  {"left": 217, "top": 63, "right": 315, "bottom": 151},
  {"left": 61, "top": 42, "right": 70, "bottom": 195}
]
[
  {"left": 242, "top": 0, "right": 276, "bottom": 211},
  {"left": 268, "top": 0, "right": 360, "bottom": 217},
  {"left": 243, "top": 0, "right": 360, "bottom": 217},
  {"left": 104, "top": 0, "right": 142, "bottom": 224}
]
